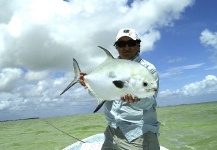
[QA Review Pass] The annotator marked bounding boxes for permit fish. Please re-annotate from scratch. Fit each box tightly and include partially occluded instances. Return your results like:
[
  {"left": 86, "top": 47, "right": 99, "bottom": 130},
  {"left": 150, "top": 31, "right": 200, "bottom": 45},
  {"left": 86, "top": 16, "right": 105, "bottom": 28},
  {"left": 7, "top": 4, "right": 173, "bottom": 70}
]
[{"left": 60, "top": 46, "right": 158, "bottom": 112}]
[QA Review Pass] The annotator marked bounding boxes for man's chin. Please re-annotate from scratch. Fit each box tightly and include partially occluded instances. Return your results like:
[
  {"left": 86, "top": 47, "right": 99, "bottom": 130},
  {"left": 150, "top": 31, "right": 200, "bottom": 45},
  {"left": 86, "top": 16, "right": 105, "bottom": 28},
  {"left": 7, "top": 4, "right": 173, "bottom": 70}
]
[{"left": 122, "top": 54, "right": 133, "bottom": 59}]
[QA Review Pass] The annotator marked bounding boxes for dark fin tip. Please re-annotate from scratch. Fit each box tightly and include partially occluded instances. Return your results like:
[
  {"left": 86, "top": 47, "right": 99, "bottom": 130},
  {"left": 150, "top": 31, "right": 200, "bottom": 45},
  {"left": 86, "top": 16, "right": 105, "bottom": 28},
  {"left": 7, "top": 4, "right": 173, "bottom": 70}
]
[
  {"left": 113, "top": 80, "right": 125, "bottom": 89},
  {"left": 93, "top": 101, "right": 106, "bottom": 113}
]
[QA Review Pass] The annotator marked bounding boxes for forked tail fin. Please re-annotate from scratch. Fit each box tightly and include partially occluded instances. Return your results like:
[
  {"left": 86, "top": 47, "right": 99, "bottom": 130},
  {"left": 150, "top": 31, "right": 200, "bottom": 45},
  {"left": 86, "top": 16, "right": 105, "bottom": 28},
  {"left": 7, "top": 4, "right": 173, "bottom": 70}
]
[{"left": 60, "top": 58, "right": 81, "bottom": 95}]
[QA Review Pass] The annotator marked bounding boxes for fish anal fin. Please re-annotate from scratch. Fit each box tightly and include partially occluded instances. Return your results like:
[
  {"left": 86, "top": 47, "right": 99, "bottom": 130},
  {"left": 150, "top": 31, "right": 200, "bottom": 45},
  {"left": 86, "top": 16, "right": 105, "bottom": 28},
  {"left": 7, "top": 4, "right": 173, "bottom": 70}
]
[
  {"left": 93, "top": 100, "right": 106, "bottom": 113},
  {"left": 88, "top": 87, "right": 106, "bottom": 113}
]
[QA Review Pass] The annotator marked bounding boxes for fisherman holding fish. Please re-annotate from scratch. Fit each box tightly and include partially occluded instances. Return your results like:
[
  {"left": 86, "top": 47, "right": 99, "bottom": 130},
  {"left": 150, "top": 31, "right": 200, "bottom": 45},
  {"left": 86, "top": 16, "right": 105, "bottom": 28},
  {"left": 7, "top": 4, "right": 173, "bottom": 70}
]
[{"left": 79, "top": 28, "right": 160, "bottom": 150}]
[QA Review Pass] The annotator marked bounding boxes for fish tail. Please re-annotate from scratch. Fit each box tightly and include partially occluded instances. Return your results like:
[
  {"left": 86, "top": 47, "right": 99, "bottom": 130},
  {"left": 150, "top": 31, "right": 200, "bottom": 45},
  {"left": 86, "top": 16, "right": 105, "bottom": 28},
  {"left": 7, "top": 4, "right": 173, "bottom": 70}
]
[{"left": 60, "top": 58, "right": 81, "bottom": 95}]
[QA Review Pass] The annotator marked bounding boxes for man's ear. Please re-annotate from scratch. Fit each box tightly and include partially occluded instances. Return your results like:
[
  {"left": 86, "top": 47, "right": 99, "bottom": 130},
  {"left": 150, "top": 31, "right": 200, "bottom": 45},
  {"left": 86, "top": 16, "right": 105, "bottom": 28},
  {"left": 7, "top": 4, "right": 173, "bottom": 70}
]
[
  {"left": 115, "top": 45, "right": 118, "bottom": 50},
  {"left": 137, "top": 43, "right": 141, "bottom": 52},
  {"left": 137, "top": 42, "right": 141, "bottom": 48}
]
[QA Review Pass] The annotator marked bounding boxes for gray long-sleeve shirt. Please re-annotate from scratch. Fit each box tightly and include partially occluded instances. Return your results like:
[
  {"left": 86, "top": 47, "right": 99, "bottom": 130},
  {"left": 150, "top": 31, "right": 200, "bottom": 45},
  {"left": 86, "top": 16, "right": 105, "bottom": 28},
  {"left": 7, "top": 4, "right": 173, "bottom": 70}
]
[{"left": 103, "top": 54, "right": 160, "bottom": 142}]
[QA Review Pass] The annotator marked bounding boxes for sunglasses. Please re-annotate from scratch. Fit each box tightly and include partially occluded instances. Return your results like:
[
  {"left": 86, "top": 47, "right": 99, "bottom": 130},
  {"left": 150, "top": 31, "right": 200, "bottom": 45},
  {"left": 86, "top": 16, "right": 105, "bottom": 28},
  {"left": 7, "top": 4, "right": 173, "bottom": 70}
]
[{"left": 115, "top": 40, "right": 138, "bottom": 48}]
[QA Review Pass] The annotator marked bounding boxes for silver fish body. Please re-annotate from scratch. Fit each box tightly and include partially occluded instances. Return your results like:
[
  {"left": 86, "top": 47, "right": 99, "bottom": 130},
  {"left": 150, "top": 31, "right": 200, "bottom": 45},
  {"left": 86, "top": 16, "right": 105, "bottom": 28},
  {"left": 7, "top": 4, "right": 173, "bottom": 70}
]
[{"left": 60, "top": 46, "right": 158, "bottom": 112}]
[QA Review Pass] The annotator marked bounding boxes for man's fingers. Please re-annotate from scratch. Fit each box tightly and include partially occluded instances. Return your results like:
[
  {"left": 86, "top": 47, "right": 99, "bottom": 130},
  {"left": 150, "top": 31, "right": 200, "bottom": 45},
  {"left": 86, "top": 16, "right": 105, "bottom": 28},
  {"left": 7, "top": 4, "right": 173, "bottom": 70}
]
[
  {"left": 134, "top": 96, "right": 139, "bottom": 102},
  {"left": 121, "top": 96, "right": 125, "bottom": 101},
  {"left": 120, "top": 94, "right": 139, "bottom": 103},
  {"left": 79, "top": 72, "right": 87, "bottom": 88}
]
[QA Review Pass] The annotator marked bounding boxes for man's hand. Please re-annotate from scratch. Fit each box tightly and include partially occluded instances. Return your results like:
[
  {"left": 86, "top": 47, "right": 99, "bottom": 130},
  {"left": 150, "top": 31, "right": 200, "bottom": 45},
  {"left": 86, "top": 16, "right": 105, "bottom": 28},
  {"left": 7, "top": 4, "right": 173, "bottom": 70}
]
[
  {"left": 120, "top": 94, "right": 139, "bottom": 103},
  {"left": 79, "top": 72, "right": 88, "bottom": 88}
]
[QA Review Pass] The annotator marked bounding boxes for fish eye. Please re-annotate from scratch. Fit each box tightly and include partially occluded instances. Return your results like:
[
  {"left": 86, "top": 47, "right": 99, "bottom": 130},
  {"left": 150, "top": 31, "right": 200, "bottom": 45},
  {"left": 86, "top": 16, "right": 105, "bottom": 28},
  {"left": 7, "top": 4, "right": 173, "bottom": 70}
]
[{"left": 143, "top": 82, "right": 148, "bottom": 87}]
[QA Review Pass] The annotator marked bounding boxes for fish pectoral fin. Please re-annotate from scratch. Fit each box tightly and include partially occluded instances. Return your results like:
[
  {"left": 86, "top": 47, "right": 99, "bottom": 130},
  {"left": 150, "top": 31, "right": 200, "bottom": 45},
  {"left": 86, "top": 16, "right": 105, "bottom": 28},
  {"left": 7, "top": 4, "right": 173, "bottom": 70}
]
[
  {"left": 93, "top": 100, "right": 106, "bottom": 113},
  {"left": 113, "top": 80, "right": 128, "bottom": 89}
]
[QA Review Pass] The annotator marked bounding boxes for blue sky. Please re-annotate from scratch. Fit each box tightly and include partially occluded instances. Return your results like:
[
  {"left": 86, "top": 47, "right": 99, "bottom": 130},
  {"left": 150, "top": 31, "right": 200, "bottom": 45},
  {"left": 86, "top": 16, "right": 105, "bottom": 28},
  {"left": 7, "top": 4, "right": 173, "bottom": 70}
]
[
  {"left": 144, "top": 0, "right": 217, "bottom": 90},
  {"left": 0, "top": 0, "right": 217, "bottom": 120}
]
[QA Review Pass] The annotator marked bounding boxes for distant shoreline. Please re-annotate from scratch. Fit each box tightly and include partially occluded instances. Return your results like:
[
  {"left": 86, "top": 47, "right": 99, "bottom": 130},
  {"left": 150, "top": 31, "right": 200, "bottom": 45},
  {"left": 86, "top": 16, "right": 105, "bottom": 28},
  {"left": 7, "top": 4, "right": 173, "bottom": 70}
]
[{"left": 0, "top": 117, "right": 39, "bottom": 122}]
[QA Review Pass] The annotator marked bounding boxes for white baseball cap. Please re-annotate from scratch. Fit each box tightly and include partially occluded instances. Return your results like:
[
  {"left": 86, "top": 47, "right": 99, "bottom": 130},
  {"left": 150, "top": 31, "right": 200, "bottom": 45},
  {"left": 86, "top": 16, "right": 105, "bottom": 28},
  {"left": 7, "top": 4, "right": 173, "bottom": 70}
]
[{"left": 115, "top": 28, "right": 140, "bottom": 42}]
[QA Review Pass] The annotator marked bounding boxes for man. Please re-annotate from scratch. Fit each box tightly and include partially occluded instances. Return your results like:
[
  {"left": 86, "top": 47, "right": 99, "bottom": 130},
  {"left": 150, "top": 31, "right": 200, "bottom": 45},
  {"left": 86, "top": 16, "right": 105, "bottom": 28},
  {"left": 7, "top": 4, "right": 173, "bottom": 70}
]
[{"left": 80, "top": 28, "right": 160, "bottom": 150}]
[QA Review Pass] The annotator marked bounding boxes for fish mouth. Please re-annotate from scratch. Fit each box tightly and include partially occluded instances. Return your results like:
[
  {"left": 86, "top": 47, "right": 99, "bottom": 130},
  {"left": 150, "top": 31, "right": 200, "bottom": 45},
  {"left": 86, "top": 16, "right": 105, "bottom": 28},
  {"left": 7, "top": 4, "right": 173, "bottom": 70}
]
[{"left": 146, "top": 88, "right": 158, "bottom": 92}]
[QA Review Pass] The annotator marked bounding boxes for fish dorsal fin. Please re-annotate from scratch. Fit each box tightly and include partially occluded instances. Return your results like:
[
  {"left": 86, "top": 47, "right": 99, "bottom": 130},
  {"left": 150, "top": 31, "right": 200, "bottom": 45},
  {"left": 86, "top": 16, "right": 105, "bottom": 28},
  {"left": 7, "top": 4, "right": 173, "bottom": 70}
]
[
  {"left": 98, "top": 46, "right": 114, "bottom": 60},
  {"left": 86, "top": 46, "right": 114, "bottom": 75}
]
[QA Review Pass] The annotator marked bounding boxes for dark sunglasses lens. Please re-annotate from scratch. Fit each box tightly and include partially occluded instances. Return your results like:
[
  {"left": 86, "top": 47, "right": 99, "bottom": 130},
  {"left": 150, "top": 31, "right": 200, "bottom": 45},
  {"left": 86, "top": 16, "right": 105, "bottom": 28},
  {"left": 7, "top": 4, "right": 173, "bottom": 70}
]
[
  {"left": 116, "top": 40, "right": 137, "bottom": 47},
  {"left": 117, "top": 41, "right": 126, "bottom": 47},
  {"left": 128, "top": 40, "right": 137, "bottom": 47}
]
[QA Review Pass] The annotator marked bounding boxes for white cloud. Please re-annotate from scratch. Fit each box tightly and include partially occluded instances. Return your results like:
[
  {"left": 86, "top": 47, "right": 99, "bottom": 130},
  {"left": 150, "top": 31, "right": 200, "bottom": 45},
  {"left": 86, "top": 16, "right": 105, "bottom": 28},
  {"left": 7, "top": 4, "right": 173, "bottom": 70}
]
[
  {"left": 160, "top": 63, "right": 204, "bottom": 78},
  {"left": 0, "top": 0, "right": 195, "bottom": 120},
  {"left": 200, "top": 29, "right": 217, "bottom": 65},
  {"left": 205, "top": 65, "right": 217, "bottom": 70},
  {"left": 181, "top": 75, "right": 217, "bottom": 96},
  {"left": 24, "top": 71, "right": 49, "bottom": 81},
  {"left": 0, "top": 68, "right": 94, "bottom": 120},
  {"left": 200, "top": 29, "right": 217, "bottom": 49},
  {"left": 158, "top": 75, "right": 217, "bottom": 105},
  {"left": 173, "top": 63, "right": 205, "bottom": 70},
  {"left": 0, "top": 98, "right": 10, "bottom": 111},
  {"left": 0, "top": 68, "right": 23, "bottom": 92},
  {"left": 0, "top": 0, "right": 195, "bottom": 71},
  {"left": 166, "top": 57, "right": 186, "bottom": 63}
]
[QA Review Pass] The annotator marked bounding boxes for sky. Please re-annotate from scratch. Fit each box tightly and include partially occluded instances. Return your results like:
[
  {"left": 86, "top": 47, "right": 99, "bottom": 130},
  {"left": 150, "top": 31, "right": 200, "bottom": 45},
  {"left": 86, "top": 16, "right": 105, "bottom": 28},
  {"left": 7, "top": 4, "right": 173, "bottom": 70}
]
[{"left": 0, "top": 0, "right": 217, "bottom": 121}]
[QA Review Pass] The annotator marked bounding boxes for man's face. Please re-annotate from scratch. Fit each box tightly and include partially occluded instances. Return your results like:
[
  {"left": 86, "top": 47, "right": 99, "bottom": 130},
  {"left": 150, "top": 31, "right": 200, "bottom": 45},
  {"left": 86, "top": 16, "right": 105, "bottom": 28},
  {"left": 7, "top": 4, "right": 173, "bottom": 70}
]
[{"left": 115, "top": 36, "right": 140, "bottom": 60}]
